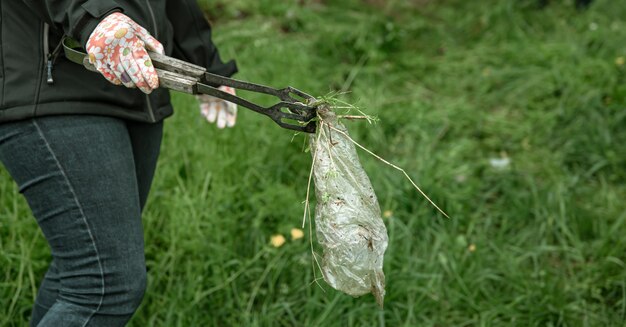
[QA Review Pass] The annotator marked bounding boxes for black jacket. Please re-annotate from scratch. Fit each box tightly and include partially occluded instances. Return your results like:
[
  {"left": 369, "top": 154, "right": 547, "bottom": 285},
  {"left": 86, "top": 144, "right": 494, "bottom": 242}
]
[{"left": 0, "top": 0, "right": 237, "bottom": 123}]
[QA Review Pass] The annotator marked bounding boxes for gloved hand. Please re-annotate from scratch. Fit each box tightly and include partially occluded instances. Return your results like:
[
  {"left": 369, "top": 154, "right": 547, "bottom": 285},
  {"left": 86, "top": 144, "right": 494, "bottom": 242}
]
[
  {"left": 86, "top": 12, "right": 165, "bottom": 94},
  {"left": 198, "top": 86, "right": 238, "bottom": 128}
]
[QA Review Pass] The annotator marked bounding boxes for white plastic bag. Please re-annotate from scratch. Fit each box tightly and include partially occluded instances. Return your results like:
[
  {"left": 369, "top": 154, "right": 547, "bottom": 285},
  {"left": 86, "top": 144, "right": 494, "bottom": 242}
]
[{"left": 309, "top": 106, "right": 388, "bottom": 307}]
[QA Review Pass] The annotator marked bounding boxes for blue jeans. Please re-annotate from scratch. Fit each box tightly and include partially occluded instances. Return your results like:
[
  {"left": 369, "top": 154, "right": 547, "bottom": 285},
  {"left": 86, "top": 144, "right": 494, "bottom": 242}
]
[{"left": 0, "top": 115, "right": 163, "bottom": 326}]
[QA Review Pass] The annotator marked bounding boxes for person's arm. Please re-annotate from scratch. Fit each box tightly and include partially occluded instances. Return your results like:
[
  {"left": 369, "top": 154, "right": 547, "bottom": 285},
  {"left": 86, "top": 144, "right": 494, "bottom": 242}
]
[
  {"left": 167, "top": 0, "right": 239, "bottom": 129},
  {"left": 21, "top": 1, "right": 163, "bottom": 94},
  {"left": 165, "top": 0, "right": 238, "bottom": 77},
  {"left": 20, "top": 0, "right": 128, "bottom": 47}
]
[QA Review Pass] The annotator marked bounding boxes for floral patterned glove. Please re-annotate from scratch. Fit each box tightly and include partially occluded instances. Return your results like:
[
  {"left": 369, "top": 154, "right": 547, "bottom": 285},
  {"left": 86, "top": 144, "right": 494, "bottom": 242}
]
[
  {"left": 86, "top": 12, "right": 165, "bottom": 94},
  {"left": 198, "top": 86, "right": 238, "bottom": 129}
]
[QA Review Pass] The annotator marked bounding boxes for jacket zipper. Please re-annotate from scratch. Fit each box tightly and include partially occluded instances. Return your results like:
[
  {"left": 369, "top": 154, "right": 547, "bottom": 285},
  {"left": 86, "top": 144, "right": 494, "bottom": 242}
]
[
  {"left": 43, "top": 23, "right": 64, "bottom": 85},
  {"left": 144, "top": 0, "right": 158, "bottom": 122}
]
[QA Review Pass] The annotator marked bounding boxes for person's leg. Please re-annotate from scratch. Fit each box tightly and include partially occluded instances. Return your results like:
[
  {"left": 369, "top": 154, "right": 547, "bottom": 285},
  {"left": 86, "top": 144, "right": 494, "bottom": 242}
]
[
  {"left": 0, "top": 116, "right": 148, "bottom": 326},
  {"left": 27, "top": 119, "right": 164, "bottom": 325},
  {"left": 126, "top": 120, "right": 164, "bottom": 211},
  {"left": 30, "top": 260, "right": 59, "bottom": 323}
]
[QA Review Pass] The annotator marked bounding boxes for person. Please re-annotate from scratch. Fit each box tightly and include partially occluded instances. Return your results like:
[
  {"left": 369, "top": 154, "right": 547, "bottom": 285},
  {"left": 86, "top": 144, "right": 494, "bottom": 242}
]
[{"left": 0, "top": 1, "right": 237, "bottom": 325}]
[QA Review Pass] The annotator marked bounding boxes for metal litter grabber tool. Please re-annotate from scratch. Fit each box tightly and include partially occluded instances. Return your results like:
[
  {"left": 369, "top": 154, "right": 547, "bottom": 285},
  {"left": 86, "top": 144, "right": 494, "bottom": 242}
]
[{"left": 63, "top": 40, "right": 318, "bottom": 133}]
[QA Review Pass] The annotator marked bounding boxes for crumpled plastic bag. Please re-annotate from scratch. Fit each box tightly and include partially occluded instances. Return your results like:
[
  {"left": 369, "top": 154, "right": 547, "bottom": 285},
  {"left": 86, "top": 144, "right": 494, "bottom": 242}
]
[{"left": 309, "top": 106, "right": 388, "bottom": 307}]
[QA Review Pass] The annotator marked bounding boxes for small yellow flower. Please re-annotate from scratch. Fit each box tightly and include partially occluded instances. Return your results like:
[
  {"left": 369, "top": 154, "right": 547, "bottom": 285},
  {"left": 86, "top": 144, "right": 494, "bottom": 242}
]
[
  {"left": 270, "top": 234, "right": 286, "bottom": 248},
  {"left": 468, "top": 244, "right": 477, "bottom": 252},
  {"left": 616, "top": 57, "right": 625, "bottom": 67},
  {"left": 383, "top": 210, "right": 393, "bottom": 218},
  {"left": 290, "top": 228, "right": 304, "bottom": 240}
]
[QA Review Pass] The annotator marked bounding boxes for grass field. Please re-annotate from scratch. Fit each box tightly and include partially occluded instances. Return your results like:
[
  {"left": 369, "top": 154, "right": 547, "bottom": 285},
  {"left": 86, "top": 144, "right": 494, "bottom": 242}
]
[{"left": 2, "top": 0, "right": 626, "bottom": 325}]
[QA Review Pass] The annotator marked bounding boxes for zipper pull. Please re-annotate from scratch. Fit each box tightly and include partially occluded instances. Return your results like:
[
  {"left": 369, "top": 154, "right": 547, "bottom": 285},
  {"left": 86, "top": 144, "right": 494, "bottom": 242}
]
[{"left": 46, "top": 54, "right": 54, "bottom": 85}]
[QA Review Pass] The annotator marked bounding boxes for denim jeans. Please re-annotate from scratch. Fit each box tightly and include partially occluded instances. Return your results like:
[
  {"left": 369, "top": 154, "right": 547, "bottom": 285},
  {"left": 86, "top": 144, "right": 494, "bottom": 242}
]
[{"left": 0, "top": 115, "right": 163, "bottom": 326}]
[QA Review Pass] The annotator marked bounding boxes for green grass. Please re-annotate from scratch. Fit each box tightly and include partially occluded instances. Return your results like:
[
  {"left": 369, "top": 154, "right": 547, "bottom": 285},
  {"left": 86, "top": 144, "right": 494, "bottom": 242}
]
[{"left": 2, "top": 0, "right": 626, "bottom": 325}]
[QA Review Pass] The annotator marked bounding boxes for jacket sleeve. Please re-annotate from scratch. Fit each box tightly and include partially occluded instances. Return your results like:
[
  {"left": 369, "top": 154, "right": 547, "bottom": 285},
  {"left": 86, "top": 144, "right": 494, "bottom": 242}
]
[
  {"left": 22, "top": 0, "right": 168, "bottom": 46},
  {"left": 165, "top": 0, "right": 238, "bottom": 77},
  {"left": 20, "top": 0, "right": 128, "bottom": 47}
]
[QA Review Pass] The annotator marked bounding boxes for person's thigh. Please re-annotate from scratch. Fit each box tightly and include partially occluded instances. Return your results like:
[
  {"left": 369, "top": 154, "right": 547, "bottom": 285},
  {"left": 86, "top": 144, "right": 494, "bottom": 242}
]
[{"left": 0, "top": 116, "right": 147, "bottom": 326}]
